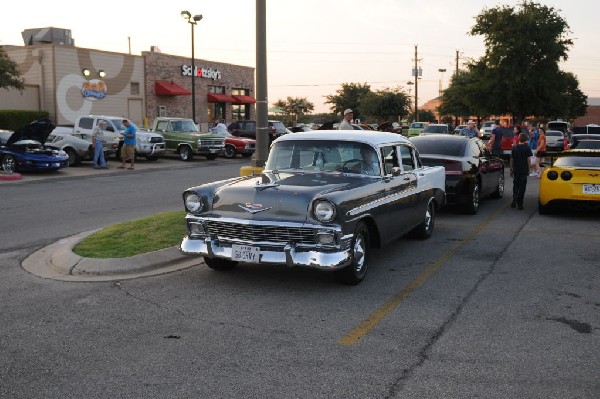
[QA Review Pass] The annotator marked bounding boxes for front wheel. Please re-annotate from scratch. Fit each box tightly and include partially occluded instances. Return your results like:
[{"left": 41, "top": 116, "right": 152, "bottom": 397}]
[
  {"left": 204, "top": 257, "right": 238, "bottom": 271},
  {"left": 334, "top": 222, "right": 369, "bottom": 285},
  {"left": 178, "top": 146, "right": 193, "bottom": 161},
  {"left": 65, "top": 148, "right": 80, "bottom": 166},
  {"left": 223, "top": 145, "right": 236, "bottom": 159},
  {"left": 491, "top": 172, "right": 504, "bottom": 199}
]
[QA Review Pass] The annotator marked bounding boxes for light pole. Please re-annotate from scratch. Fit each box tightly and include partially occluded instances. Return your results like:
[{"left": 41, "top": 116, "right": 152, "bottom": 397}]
[
  {"left": 181, "top": 10, "right": 203, "bottom": 124},
  {"left": 438, "top": 68, "right": 447, "bottom": 97}
]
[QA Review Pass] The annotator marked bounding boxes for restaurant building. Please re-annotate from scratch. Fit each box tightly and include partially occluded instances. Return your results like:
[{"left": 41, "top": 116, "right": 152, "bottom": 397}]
[{"left": 0, "top": 28, "right": 256, "bottom": 131}]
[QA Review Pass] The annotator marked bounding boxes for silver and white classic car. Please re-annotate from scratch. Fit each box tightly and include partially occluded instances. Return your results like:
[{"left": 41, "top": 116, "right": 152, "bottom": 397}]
[{"left": 181, "top": 131, "right": 446, "bottom": 284}]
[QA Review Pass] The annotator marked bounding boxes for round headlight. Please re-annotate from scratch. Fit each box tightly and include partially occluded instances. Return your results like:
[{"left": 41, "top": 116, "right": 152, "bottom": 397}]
[
  {"left": 313, "top": 200, "right": 335, "bottom": 222},
  {"left": 185, "top": 193, "right": 203, "bottom": 213}
]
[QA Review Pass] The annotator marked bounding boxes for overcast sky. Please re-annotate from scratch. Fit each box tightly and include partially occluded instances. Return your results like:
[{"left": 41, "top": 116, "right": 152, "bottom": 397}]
[{"left": 2, "top": 0, "right": 598, "bottom": 114}]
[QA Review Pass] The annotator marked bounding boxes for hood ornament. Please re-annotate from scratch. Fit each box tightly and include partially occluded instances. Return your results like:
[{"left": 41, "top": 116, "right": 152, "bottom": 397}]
[{"left": 239, "top": 203, "right": 272, "bottom": 214}]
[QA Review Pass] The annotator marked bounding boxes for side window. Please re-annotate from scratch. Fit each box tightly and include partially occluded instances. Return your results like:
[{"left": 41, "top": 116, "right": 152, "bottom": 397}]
[
  {"left": 78, "top": 117, "right": 93, "bottom": 129},
  {"left": 381, "top": 145, "right": 399, "bottom": 175},
  {"left": 399, "top": 145, "right": 415, "bottom": 172}
]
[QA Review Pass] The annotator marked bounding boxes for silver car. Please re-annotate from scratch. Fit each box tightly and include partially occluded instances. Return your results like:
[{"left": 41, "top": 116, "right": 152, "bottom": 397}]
[
  {"left": 544, "top": 130, "right": 565, "bottom": 151},
  {"left": 47, "top": 133, "right": 94, "bottom": 166}
]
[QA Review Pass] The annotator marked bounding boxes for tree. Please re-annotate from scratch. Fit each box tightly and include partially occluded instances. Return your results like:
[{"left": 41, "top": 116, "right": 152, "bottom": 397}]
[
  {"left": 324, "top": 83, "right": 371, "bottom": 116},
  {"left": 0, "top": 48, "right": 24, "bottom": 91},
  {"left": 272, "top": 97, "right": 314, "bottom": 125},
  {"left": 468, "top": 1, "right": 584, "bottom": 123},
  {"left": 359, "top": 87, "right": 410, "bottom": 121}
]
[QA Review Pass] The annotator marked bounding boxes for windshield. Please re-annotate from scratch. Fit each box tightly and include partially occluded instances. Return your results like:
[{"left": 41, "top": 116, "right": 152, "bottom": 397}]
[
  {"left": 266, "top": 140, "right": 380, "bottom": 176},
  {"left": 423, "top": 125, "right": 448, "bottom": 133},
  {"left": 410, "top": 123, "right": 425, "bottom": 128},
  {"left": 110, "top": 119, "right": 140, "bottom": 132},
  {"left": 171, "top": 120, "right": 199, "bottom": 132},
  {"left": 554, "top": 155, "right": 600, "bottom": 167}
]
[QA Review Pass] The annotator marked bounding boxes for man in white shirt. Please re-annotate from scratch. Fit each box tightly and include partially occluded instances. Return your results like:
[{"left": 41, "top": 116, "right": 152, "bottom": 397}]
[{"left": 339, "top": 109, "right": 354, "bottom": 130}]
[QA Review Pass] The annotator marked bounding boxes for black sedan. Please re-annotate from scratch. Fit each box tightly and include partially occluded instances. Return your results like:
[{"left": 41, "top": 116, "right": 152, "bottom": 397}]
[{"left": 410, "top": 135, "right": 505, "bottom": 214}]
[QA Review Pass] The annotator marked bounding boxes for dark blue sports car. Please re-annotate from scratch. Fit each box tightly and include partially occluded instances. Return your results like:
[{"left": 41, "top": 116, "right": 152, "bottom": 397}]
[{"left": 0, "top": 119, "right": 69, "bottom": 173}]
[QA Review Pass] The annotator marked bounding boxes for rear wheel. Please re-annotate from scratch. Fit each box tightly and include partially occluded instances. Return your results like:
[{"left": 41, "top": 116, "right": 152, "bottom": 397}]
[
  {"left": 410, "top": 199, "right": 435, "bottom": 239},
  {"left": 1, "top": 154, "right": 17, "bottom": 173},
  {"left": 204, "top": 257, "right": 238, "bottom": 271},
  {"left": 178, "top": 146, "right": 193, "bottom": 161},
  {"left": 491, "top": 172, "right": 504, "bottom": 198},
  {"left": 464, "top": 181, "right": 480, "bottom": 214},
  {"left": 334, "top": 222, "right": 369, "bottom": 285}
]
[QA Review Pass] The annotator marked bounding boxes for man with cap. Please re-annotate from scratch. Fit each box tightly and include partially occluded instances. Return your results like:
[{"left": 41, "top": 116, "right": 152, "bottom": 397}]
[
  {"left": 339, "top": 109, "right": 354, "bottom": 130},
  {"left": 460, "top": 120, "right": 478, "bottom": 137}
]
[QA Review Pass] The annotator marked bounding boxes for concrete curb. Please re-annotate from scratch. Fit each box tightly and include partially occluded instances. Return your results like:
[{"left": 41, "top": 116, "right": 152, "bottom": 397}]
[
  {"left": 0, "top": 172, "right": 22, "bottom": 181},
  {"left": 22, "top": 230, "right": 202, "bottom": 282}
]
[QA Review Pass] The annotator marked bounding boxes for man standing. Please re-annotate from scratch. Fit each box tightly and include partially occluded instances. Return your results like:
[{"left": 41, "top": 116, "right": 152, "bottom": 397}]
[
  {"left": 510, "top": 133, "right": 533, "bottom": 210},
  {"left": 91, "top": 120, "right": 107, "bottom": 169},
  {"left": 339, "top": 109, "right": 353, "bottom": 130},
  {"left": 119, "top": 119, "right": 136, "bottom": 170},
  {"left": 488, "top": 119, "right": 503, "bottom": 156},
  {"left": 527, "top": 124, "right": 539, "bottom": 176},
  {"left": 460, "top": 120, "right": 478, "bottom": 137}
]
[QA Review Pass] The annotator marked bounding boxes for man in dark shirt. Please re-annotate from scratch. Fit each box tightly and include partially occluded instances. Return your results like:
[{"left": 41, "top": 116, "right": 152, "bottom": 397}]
[
  {"left": 510, "top": 133, "right": 533, "bottom": 210},
  {"left": 488, "top": 119, "right": 503, "bottom": 156}
]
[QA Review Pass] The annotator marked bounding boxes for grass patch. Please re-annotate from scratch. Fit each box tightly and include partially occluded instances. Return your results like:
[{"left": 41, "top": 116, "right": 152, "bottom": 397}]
[{"left": 73, "top": 211, "right": 187, "bottom": 258}]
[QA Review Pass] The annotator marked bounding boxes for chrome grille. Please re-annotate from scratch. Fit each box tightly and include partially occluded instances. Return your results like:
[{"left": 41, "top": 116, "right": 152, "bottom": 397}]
[
  {"left": 150, "top": 136, "right": 164, "bottom": 143},
  {"left": 205, "top": 220, "right": 316, "bottom": 245},
  {"left": 199, "top": 139, "right": 225, "bottom": 147}
]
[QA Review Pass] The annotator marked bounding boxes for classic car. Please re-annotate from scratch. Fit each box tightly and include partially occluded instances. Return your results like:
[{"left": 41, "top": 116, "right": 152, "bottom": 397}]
[
  {"left": 0, "top": 119, "right": 69, "bottom": 173},
  {"left": 209, "top": 128, "right": 256, "bottom": 159},
  {"left": 406, "top": 122, "right": 429, "bottom": 137},
  {"left": 420, "top": 124, "right": 450, "bottom": 135},
  {"left": 180, "top": 131, "right": 446, "bottom": 285},
  {"left": 538, "top": 149, "right": 600, "bottom": 214},
  {"left": 410, "top": 135, "right": 504, "bottom": 214},
  {"left": 46, "top": 132, "right": 94, "bottom": 166}
]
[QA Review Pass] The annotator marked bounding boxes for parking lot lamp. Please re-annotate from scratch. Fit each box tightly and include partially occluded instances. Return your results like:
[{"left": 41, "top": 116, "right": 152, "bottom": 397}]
[{"left": 181, "top": 11, "right": 203, "bottom": 124}]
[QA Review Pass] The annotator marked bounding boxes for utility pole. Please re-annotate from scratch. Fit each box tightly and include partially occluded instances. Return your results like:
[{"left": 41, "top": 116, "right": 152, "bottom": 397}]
[
  {"left": 455, "top": 50, "right": 460, "bottom": 75},
  {"left": 255, "top": 0, "right": 268, "bottom": 168},
  {"left": 412, "top": 45, "right": 421, "bottom": 122}
]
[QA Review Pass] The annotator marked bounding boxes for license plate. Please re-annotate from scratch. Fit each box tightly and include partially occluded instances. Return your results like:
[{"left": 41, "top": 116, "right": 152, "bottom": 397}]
[
  {"left": 583, "top": 184, "right": 600, "bottom": 195},
  {"left": 231, "top": 244, "right": 260, "bottom": 262}
]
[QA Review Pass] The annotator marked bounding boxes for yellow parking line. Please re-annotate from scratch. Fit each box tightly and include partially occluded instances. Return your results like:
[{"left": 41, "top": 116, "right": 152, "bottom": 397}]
[{"left": 337, "top": 202, "right": 510, "bottom": 346}]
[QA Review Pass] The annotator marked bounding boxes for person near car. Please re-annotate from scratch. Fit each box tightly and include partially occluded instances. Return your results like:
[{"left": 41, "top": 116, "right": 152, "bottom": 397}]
[
  {"left": 213, "top": 118, "right": 229, "bottom": 135},
  {"left": 527, "top": 125, "right": 539, "bottom": 174},
  {"left": 459, "top": 120, "right": 478, "bottom": 137},
  {"left": 91, "top": 120, "right": 107, "bottom": 169},
  {"left": 488, "top": 119, "right": 503, "bottom": 156},
  {"left": 510, "top": 132, "right": 533, "bottom": 210},
  {"left": 228, "top": 119, "right": 241, "bottom": 136},
  {"left": 119, "top": 119, "right": 136, "bottom": 170},
  {"left": 533, "top": 127, "right": 547, "bottom": 176},
  {"left": 339, "top": 109, "right": 354, "bottom": 130},
  {"left": 512, "top": 126, "right": 521, "bottom": 147}
]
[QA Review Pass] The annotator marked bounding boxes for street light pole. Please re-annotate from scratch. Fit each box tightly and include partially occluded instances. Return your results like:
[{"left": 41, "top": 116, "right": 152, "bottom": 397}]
[
  {"left": 181, "top": 11, "right": 203, "bottom": 124},
  {"left": 438, "top": 68, "right": 447, "bottom": 97}
]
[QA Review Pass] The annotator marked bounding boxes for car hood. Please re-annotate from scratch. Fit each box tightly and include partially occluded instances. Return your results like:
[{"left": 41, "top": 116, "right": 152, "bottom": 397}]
[
  {"left": 7, "top": 119, "right": 56, "bottom": 146},
  {"left": 208, "top": 171, "right": 369, "bottom": 223}
]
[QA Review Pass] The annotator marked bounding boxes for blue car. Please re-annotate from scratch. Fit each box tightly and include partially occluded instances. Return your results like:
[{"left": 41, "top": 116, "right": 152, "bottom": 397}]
[{"left": 0, "top": 119, "right": 69, "bottom": 173}]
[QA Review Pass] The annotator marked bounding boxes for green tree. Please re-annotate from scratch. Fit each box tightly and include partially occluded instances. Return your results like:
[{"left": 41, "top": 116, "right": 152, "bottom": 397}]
[
  {"left": 466, "top": 1, "right": 584, "bottom": 123},
  {"left": 273, "top": 97, "right": 315, "bottom": 125},
  {"left": 324, "top": 82, "right": 371, "bottom": 116},
  {"left": 0, "top": 48, "right": 24, "bottom": 91},
  {"left": 359, "top": 87, "right": 410, "bottom": 121}
]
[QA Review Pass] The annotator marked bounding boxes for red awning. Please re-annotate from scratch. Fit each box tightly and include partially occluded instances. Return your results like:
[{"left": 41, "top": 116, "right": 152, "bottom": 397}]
[
  {"left": 155, "top": 81, "right": 191, "bottom": 96},
  {"left": 207, "top": 93, "right": 237, "bottom": 103},
  {"left": 232, "top": 95, "right": 257, "bottom": 104}
]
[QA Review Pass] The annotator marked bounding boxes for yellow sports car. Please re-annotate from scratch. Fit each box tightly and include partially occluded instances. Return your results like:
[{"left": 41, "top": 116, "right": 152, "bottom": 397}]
[{"left": 539, "top": 149, "right": 600, "bottom": 214}]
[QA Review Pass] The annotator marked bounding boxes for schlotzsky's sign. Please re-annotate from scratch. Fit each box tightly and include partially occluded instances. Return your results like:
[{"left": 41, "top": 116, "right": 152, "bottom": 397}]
[
  {"left": 81, "top": 80, "right": 107, "bottom": 100},
  {"left": 181, "top": 65, "right": 222, "bottom": 80}
]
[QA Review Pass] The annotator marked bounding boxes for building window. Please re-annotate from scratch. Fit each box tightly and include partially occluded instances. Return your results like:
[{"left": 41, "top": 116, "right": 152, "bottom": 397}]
[
  {"left": 130, "top": 82, "right": 140, "bottom": 95},
  {"left": 232, "top": 88, "right": 250, "bottom": 120},
  {"left": 209, "top": 85, "right": 225, "bottom": 94}
]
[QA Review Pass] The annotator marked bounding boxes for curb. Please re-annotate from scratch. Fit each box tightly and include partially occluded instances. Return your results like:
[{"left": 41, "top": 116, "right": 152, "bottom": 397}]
[
  {"left": 22, "top": 230, "right": 202, "bottom": 282},
  {"left": 0, "top": 172, "right": 22, "bottom": 181}
]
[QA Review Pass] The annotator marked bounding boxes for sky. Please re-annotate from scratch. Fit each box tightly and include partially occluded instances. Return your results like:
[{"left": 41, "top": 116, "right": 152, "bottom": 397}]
[{"left": 1, "top": 0, "right": 599, "bottom": 114}]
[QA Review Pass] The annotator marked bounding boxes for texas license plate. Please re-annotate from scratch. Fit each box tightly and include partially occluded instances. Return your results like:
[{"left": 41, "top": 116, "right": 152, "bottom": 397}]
[
  {"left": 231, "top": 244, "right": 260, "bottom": 262},
  {"left": 583, "top": 184, "right": 600, "bottom": 195}
]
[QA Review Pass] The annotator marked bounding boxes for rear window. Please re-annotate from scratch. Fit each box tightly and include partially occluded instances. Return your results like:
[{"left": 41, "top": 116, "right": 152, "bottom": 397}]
[
  {"left": 554, "top": 156, "right": 600, "bottom": 167},
  {"left": 411, "top": 138, "right": 466, "bottom": 157},
  {"left": 545, "top": 131, "right": 563, "bottom": 137}
]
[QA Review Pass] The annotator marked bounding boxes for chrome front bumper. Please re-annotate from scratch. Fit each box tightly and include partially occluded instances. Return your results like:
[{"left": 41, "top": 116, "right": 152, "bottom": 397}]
[{"left": 180, "top": 236, "right": 353, "bottom": 271}]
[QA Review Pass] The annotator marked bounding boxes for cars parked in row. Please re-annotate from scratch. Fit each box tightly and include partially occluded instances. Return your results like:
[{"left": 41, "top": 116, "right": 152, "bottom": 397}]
[
  {"left": 410, "top": 134, "right": 504, "bottom": 214},
  {"left": 180, "top": 130, "right": 446, "bottom": 285},
  {"left": 539, "top": 149, "right": 600, "bottom": 214},
  {"left": 0, "top": 119, "right": 69, "bottom": 173}
]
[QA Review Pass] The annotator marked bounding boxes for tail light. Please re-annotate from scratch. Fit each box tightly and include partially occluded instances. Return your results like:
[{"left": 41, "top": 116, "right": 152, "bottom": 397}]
[{"left": 443, "top": 160, "right": 463, "bottom": 175}]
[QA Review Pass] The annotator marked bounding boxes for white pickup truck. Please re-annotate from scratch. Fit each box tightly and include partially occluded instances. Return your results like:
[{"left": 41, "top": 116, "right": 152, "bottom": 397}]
[{"left": 66, "top": 115, "right": 166, "bottom": 161}]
